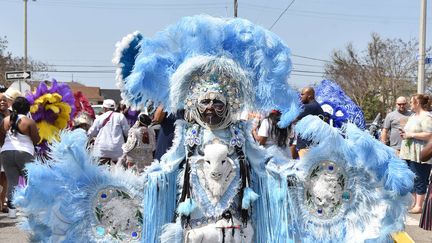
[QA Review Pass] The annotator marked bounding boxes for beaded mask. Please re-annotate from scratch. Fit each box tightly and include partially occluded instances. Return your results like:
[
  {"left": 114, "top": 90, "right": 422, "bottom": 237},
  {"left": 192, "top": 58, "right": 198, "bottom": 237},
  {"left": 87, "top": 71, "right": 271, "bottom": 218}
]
[{"left": 179, "top": 56, "right": 250, "bottom": 130}]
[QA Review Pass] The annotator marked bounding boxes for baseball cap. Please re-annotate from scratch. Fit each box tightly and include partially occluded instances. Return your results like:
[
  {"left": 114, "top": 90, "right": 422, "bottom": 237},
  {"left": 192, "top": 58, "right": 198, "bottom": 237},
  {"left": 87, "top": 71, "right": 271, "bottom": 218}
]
[{"left": 102, "top": 99, "right": 116, "bottom": 109}]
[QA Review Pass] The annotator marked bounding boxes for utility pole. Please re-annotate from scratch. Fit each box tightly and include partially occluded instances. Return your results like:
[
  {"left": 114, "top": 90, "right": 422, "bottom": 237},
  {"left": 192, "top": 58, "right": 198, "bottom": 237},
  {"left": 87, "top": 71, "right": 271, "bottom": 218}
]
[
  {"left": 234, "top": 0, "right": 238, "bottom": 17},
  {"left": 22, "top": 0, "right": 28, "bottom": 93},
  {"left": 418, "top": 0, "right": 427, "bottom": 94}
]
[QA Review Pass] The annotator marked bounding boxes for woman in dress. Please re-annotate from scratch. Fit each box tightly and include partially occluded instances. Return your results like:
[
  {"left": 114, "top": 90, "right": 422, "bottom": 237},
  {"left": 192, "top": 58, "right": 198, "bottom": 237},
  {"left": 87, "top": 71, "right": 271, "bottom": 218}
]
[{"left": 399, "top": 94, "right": 432, "bottom": 214}]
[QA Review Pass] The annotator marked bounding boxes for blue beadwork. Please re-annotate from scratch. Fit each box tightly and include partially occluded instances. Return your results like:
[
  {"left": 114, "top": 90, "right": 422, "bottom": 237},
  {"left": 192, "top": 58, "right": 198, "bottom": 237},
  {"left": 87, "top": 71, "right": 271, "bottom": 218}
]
[
  {"left": 132, "top": 232, "right": 138, "bottom": 237},
  {"left": 328, "top": 165, "right": 334, "bottom": 171},
  {"left": 317, "top": 209, "right": 323, "bottom": 214},
  {"left": 101, "top": 193, "right": 107, "bottom": 199}
]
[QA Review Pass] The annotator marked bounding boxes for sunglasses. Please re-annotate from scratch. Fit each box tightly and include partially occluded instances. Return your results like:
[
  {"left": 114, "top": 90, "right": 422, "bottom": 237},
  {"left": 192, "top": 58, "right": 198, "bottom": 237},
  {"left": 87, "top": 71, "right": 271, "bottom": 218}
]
[{"left": 396, "top": 103, "right": 407, "bottom": 106}]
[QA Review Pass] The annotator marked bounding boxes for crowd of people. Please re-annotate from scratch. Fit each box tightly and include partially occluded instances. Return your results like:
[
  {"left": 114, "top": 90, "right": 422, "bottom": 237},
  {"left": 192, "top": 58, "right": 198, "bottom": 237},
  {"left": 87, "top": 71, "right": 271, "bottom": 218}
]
[
  {"left": 0, "top": 81, "right": 431, "bottom": 234},
  {"left": 380, "top": 94, "right": 432, "bottom": 230},
  {"left": 7, "top": 15, "right": 431, "bottom": 242}
]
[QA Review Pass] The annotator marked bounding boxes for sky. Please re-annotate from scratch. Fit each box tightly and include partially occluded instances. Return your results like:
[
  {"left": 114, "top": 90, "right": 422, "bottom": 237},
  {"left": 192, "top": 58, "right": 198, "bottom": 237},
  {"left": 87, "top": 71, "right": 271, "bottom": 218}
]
[{"left": 0, "top": 0, "right": 431, "bottom": 90}]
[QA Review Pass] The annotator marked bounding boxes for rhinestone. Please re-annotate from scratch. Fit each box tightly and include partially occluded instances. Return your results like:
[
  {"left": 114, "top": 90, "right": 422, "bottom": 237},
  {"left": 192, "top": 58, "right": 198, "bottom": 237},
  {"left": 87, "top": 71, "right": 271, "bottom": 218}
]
[
  {"left": 342, "top": 191, "right": 351, "bottom": 201},
  {"left": 328, "top": 165, "right": 334, "bottom": 171},
  {"left": 132, "top": 232, "right": 138, "bottom": 237},
  {"left": 317, "top": 209, "right": 323, "bottom": 214},
  {"left": 95, "top": 226, "right": 105, "bottom": 236},
  {"left": 101, "top": 193, "right": 107, "bottom": 199}
]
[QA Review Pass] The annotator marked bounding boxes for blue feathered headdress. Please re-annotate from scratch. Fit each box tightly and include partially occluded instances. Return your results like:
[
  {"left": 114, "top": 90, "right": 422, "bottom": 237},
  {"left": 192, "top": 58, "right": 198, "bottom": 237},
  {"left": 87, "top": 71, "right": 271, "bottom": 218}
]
[{"left": 113, "top": 15, "right": 301, "bottom": 127}]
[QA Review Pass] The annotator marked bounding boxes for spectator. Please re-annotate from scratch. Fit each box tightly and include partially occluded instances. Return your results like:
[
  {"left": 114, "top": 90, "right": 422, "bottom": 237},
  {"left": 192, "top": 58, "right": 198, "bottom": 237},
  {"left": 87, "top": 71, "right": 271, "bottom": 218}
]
[
  {"left": 419, "top": 138, "right": 432, "bottom": 231},
  {"left": 153, "top": 105, "right": 182, "bottom": 161},
  {"left": 122, "top": 113, "right": 156, "bottom": 173},
  {"left": 399, "top": 94, "right": 432, "bottom": 214},
  {"left": 0, "top": 97, "right": 40, "bottom": 218},
  {"left": 3, "top": 88, "right": 22, "bottom": 109},
  {"left": 295, "top": 87, "right": 326, "bottom": 157},
  {"left": 0, "top": 93, "right": 9, "bottom": 213},
  {"left": 381, "top": 96, "right": 411, "bottom": 153},
  {"left": 252, "top": 110, "right": 292, "bottom": 156},
  {"left": 88, "top": 99, "right": 130, "bottom": 165}
]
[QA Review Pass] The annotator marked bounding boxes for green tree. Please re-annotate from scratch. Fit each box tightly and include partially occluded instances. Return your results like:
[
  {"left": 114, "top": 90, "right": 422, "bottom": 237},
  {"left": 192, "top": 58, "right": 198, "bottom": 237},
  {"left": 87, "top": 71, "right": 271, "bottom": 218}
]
[{"left": 324, "top": 33, "right": 429, "bottom": 120}]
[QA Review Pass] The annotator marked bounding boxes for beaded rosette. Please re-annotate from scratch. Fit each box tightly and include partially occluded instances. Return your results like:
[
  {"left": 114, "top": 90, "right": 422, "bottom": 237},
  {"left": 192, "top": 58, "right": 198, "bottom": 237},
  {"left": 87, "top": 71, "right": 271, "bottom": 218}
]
[
  {"left": 304, "top": 161, "right": 351, "bottom": 219},
  {"left": 92, "top": 187, "right": 143, "bottom": 242}
]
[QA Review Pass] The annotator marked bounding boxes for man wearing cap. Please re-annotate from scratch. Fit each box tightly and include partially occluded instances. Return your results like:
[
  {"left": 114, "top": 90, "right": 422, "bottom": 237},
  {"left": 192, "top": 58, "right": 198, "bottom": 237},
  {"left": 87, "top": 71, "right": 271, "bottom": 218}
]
[{"left": 88, "top": 99, "right": 130, "bottom": 164}]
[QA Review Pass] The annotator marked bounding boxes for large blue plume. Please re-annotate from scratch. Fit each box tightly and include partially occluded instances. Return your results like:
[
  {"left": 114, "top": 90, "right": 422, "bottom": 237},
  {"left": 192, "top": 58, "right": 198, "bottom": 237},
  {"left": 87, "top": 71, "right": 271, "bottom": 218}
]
[
  {"left": 113, "top": 15, "right": 301, "bottom": 127},
  {"left": 314, "top": 79, "right": 366, "bottom": 129},
  {"left": 14, "top": 129, "right": 144, "bottom": 242}
]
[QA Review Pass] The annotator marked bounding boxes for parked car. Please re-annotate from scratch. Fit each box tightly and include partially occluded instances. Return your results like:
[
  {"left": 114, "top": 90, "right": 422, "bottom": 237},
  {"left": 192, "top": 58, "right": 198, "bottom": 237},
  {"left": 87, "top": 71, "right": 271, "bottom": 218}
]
[{"left": 91, "top": 105, "right": 104, "bottom": 117}]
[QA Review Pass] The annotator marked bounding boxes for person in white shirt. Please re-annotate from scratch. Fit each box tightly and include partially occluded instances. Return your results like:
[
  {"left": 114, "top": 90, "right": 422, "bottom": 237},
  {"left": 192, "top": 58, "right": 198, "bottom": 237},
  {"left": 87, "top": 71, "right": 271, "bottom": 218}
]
[
  {"left": 88, "top": 99, "right": 130, "bottom": 165},
  {"left": 0, "top": 97, "right": 40, "bottom": 218},
  {"left": 252, "top": 110, "right": 291, "bottom": 158}
]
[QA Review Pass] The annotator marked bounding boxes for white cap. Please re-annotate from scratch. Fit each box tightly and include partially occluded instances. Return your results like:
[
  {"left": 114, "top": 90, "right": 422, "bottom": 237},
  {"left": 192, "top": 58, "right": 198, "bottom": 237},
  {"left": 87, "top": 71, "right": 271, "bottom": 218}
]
[
  {"left": 4, "top": 88, "right": 22, "bottom": 101},
  {"left": 102, "top": 99, "right": 116, "bottom": 109}
]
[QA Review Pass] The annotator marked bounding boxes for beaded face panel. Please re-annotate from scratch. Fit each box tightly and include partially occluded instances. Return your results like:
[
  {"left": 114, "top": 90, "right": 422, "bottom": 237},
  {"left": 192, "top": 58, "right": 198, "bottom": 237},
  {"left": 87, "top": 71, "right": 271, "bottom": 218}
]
[
  {"left": 93, "top": 187, "right": 143, "bottom": 242},
  {"left": 304, "top": 161, "right": 351, "bottom": 219}
]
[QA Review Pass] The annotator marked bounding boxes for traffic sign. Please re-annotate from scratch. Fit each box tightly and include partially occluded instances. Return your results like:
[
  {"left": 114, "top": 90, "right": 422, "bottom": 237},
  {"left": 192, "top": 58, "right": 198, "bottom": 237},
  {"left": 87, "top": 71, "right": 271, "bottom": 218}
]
[{"left": 5, "top": 71, "right": 31, "bottom": 80}]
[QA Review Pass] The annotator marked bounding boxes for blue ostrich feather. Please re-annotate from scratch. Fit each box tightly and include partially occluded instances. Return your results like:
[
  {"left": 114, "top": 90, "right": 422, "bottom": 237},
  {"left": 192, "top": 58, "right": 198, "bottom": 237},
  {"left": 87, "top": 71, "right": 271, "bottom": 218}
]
[
  {"left": 113, "top": 15, "right": 301, "bottom": 127},
  {"left": 314, "top": 79, "right": 366, "bottom": 129},
  {"left": 177, "top": 198, "right": 197, "bottom": 216},
  {"left": 291, "top": 116, "right": 413, "bottom": 242},
  {"left": 13, "top": 129, "right": 144, "bottom": 242}
]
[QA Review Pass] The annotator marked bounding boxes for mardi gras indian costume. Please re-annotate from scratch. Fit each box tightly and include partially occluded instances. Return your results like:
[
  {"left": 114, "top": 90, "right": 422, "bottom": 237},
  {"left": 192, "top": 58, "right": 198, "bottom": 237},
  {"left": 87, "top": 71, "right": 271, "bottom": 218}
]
[{"left": 14, "top": 15, "right": 413, "bottom": 243}]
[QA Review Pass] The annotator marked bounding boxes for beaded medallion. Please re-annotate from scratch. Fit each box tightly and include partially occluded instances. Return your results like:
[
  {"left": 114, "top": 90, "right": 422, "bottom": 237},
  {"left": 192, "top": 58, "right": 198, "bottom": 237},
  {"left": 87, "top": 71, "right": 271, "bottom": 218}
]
[{"left": 92, "top": 187, "right": 143, "bottom": 241}]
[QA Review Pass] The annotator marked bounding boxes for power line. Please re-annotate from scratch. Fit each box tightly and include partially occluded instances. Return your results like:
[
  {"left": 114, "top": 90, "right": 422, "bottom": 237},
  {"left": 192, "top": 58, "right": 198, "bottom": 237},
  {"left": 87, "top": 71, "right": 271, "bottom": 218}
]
[
  {"left": 46, "top": 64, "right": 113, "bottom": 68},
  {"left": 269, "top": 0, "right": 296, "bottom": 30},
  {"left": 35, "top": 70, "right": 115, "bottom": 73},
  {"left": 291, "top": 53, "right": 331, "bottom": 63}
]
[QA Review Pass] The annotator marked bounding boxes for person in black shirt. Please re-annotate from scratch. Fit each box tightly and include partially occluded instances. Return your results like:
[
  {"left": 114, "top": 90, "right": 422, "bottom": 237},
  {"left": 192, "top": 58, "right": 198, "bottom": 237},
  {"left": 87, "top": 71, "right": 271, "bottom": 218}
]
[{"left": 294, "top": 87, "right": 325, "bottom": 157}]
